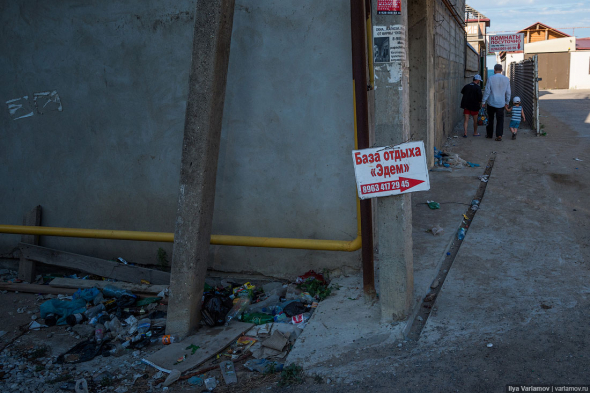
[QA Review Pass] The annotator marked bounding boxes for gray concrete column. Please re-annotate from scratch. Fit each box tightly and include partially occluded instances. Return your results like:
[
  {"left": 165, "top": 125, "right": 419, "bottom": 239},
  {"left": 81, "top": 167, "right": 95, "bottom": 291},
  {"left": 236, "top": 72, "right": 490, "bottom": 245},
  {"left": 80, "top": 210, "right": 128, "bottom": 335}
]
[
  {"left": 408, "top": 0, "right": 435, "bottom": 168},
  {"left": 371, "top": 0, "right": 414, "bottom": 322},
  {"left": 166, "top": 0, "right": 236, "bottom": 337}
]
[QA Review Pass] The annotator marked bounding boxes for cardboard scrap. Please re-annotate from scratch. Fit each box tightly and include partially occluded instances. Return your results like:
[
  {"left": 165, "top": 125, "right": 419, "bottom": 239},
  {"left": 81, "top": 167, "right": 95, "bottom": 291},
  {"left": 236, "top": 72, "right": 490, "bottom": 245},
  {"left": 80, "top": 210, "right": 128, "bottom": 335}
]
[
  {"left": 261, "top": 330, "right": 288, "bottom": 351},
  {"left": 143, "top": 322, "right": 253, "bottom": 374}
]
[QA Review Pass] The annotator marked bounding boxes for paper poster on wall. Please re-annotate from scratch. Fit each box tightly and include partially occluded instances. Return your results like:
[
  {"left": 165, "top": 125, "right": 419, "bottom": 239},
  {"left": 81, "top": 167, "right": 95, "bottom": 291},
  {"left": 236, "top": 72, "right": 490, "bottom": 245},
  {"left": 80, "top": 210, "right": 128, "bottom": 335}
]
[
  {"left": 373, "top": 25, "right": 406, "bottom": 63},
  {"left": 377, "top": 0, "right": 401, "bottom": 15}
]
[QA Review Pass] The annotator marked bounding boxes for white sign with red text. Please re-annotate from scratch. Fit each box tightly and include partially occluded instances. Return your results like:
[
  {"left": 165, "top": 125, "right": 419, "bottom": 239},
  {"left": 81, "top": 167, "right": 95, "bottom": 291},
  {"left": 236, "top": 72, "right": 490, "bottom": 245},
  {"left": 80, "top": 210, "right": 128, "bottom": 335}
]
[
  {"left": 352, "top": 141, "right": 430, "bottom": 200},
  {"left": 488, "top": 33, "right": 524, "bottom": 53}
]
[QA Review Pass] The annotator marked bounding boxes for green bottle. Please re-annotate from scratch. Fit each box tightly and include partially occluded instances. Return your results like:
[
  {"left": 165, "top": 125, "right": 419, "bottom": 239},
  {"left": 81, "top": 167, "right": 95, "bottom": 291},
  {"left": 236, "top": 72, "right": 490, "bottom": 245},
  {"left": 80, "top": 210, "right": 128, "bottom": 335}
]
[{"left": 240, "top": 312, "right": 274, "bottom": 325}]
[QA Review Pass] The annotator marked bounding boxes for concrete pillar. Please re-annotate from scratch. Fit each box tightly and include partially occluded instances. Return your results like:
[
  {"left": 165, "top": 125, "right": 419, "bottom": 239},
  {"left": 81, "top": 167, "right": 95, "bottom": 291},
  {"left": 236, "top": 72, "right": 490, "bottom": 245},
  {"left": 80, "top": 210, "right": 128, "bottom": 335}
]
[
  {"left": 166, "top": 0, "right": 236, "bottom": 337},
  {"left": 408, "top": 0, "right": 435, "bottom": 168},
  {"left": 371, "top": 0, "right": 414, "bottom": 322}
]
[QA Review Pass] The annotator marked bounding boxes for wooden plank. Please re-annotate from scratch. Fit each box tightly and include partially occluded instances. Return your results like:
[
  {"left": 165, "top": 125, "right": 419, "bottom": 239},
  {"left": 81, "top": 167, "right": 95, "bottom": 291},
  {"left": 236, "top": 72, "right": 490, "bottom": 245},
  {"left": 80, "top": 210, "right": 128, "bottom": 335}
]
[
  {"left": 49, "top": 277, "right": 167, "bottom": 295},
  {"left": 0, "top": 282, "right": 77, "bottom": 296},
  {"left": 144, "top": 321, "right": 254, "bottom": 373},
  {"left": 19, "top": 243, "right": 170, "bottom": 285},
  {"left": 18, "top": 206, "right": 42, "bottom": 282},
  {"left": 0, "top": 282, "right": 163, "bottom": 299}
]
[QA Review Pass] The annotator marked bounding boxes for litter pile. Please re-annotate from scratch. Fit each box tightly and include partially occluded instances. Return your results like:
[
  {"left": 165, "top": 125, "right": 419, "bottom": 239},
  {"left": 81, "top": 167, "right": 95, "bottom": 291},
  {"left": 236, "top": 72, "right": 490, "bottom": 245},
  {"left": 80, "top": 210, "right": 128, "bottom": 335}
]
[
  {"left": 431, "top": 147, "right": 480, "bottom": 172},
  {"left": 0, "top": 268, "right": 334, "bottom": 392}
]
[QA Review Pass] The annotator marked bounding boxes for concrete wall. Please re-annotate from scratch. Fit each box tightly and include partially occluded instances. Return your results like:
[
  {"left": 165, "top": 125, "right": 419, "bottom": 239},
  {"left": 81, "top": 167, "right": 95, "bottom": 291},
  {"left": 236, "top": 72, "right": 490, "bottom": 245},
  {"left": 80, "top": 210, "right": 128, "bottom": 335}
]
[
  {"left": 0, "top": 0, "right": 360, "bottom": 278},
  {"left": 433, "top": 0, "right": 467, "bottom": 150},
  {"left": 570, "top": 52, "right": 590, "bottom": 89}
]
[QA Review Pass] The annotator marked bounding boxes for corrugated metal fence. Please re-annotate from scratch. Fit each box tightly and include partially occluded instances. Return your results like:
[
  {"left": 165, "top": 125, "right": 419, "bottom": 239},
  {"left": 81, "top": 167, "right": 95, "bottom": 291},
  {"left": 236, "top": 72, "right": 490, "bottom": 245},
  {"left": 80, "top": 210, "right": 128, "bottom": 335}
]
[{"left": 509, "top": 56, "right": 540, "bottom": 134}]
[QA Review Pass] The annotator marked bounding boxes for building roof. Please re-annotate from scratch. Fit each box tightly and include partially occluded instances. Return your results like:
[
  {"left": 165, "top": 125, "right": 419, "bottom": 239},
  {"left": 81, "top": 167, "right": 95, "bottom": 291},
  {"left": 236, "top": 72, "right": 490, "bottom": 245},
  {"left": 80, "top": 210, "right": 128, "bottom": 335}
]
[
  {"left": 465, "top": 5, "right": 490, "bottom": 27},
  {"left": 518, "top": 22, "right": 571, "bottom": 38},
  {"left": 577, "top": 38, "right": 590, "bottom": 51}
]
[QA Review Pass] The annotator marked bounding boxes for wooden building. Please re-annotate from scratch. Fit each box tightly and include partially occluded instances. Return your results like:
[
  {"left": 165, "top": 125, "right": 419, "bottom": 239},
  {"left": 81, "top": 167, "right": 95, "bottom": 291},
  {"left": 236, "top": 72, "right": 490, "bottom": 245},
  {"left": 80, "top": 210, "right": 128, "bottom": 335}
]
[{"left": 519, "top": 22, "right": 570, "bottom": 44}]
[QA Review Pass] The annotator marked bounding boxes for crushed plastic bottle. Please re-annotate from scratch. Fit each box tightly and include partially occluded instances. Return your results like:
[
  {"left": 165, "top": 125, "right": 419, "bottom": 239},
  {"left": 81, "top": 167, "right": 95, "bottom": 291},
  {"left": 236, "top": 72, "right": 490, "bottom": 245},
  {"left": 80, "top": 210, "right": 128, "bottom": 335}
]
[
  {"left": 457, "top": 228, "right": 466, "bottom": 240},
  {"left": 205, "top": 377, "right": 217, "bottom": 391},
  {"left": 220, "top": 361, "right": 237, "bottom": 385}
]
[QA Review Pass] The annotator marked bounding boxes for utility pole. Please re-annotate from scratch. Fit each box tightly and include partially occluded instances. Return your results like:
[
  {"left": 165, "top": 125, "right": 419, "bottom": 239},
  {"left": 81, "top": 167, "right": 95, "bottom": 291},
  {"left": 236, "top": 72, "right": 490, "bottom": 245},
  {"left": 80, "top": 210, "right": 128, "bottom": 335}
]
[
  {"left": 166, "top": 0, "right": 236, "bottom": 337},
  {"left": 371, "top": 0, "right": 414, "bottom": 322}
]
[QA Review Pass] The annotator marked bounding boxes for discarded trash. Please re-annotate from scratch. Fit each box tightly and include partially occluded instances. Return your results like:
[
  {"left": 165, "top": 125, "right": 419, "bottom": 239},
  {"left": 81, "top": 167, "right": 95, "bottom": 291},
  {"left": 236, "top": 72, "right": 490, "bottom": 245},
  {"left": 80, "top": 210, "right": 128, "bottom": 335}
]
[
  {"left": 244, "top": 359, "right": 284, "bottom": 373},
  {"left": 44, "top": 313, "right": 57, "bottom": 327},
  {"left": 74, "top": 378, "right": 89, "bottom": 393},
  {"left": 430, "top": 279, "right": 440, "bottom": 289},
  {"left": 466, "top": 161, "right": 480, "bottom": 167},
  {"left": 261, "top": 330, "right": 289, "bottom": 352},
  {"left": 28, "top": 321, "right": 47, "bottom": 330},
  {"left": 201, "top": 294, "right": 232, "bottom": 327},
  {"left": 296, "top": 270, "right": 326, "bottom": 284},
  {"left": 188, "top": 376, "right": 204, "bottom": 386},
  {"left": 137, "top": 318, "right": 151, "bottom": 335},
  {"left": 457, "top": 228, "right": 466, "bottom": 240},
  {"left": 429, "top": 225, "right": 444, "bottom": 236},
  {"left": 471, "top": 199, "right": 480, "bottom": 205},
  {"left": 158, "top": 335, "right": 180, "bottom": 345},
  {"left": 220, "top": 360, "right": 238, "bottom": 385},
  {"left": 225, "top": 298, "right": 250, "bottom": 326},
  {"left": 240, "top": 312, "right": 274, "bottom": 325},
  {"left": 426, "top": 200, "right": 440, "bottom": 210},
  {"left": 186, "top": 344, "right": 200, "bottom": 355},
  {"left": 94, "top": 323, "right": 105, "bottom": 342},
  {"left": 478, "top": 175, "right": 489, "bottom": 183},
  {"left": 163, "top": 369, "right": 181, "bottom": 387},
  {"left": 471, "top": 205, "right": 479, "bottom": 212},
  {"left": 574, "top": 158, "right": 583, "bottom": 161},
  {"left": 205, "top": 377, "right": 217, "bottom": 391},
  {"left": 57, "top": 339, "right": 106, "bottom": 364},
  {"left": 446, "top": 252, "right": 451, "bottom": 256},
  {"left": 487, "top": 343, "right": 493, "bottom": 348},
  {"left": 72, "top": 288, "right": 100, "bottom": 303},
  {"left": 40, "top": 298, "right": 87, "bottom": 326},
  {"left": 283, "top": 302, "right": 307, "bottom": 317}
]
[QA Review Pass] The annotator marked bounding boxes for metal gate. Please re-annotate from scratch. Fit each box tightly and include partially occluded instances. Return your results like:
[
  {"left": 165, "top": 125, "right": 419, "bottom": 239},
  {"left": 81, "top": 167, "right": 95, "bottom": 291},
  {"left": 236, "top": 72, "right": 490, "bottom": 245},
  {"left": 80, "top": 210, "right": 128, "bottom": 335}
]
[{"left": 509, "top": 56, "right": 540, "bottom": 134}]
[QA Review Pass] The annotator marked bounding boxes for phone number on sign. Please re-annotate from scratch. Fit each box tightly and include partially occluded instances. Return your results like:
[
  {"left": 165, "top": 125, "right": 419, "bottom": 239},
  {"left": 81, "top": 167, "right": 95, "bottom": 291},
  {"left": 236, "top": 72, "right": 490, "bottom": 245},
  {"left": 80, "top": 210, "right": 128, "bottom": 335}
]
[{"left": 361, "top": 180, "right": 409, "bottom": 195}]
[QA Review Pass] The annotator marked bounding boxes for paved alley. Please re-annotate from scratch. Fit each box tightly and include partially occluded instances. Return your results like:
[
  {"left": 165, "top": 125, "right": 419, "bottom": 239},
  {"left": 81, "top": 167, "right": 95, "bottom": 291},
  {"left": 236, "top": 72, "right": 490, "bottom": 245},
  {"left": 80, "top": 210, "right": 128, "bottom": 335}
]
[{"left": 277, "top": 91, "right": 590, "bottom": 392}]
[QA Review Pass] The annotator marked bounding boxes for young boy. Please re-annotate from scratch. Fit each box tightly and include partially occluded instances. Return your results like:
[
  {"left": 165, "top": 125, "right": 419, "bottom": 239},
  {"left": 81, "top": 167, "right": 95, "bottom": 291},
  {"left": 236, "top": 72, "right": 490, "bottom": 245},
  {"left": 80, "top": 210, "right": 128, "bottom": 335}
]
[{"left": 506, "top": 96, "right": 525, "bottom": 140}]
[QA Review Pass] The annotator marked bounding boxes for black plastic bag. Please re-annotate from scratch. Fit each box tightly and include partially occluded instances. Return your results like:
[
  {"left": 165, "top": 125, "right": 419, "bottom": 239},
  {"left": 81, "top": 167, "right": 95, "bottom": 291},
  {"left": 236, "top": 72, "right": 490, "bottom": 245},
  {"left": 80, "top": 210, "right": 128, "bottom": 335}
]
[
  {"left": 283, "top": 301, "right": 307, "bottom": 317},
  {"left": 201, "top": 294, "right": 232, "bottom": 326}
]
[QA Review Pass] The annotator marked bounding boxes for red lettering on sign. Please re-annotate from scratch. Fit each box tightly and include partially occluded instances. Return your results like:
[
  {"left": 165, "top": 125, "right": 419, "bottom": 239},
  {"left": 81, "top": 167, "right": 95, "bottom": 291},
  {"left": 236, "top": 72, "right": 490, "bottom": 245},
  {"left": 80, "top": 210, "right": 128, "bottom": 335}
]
[
  {"left": 384, "top": 166, "right": 391, "bottom": 178},
  {"left": 415, "top": 147, "right": 421, "bottom": 156},
  {"left": 355, "top": 152, "right": 362, "bottom": 165},
  {"left": 375, "top": 152, "right": 381, "bottom": 162}
]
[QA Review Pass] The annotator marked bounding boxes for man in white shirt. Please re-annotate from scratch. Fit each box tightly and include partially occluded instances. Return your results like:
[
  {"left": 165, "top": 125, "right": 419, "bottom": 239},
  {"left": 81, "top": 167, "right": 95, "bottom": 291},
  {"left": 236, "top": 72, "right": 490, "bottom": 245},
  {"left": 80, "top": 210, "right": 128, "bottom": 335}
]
[{"left": 482, "top": 64, "right": 511, "bottom": 141}]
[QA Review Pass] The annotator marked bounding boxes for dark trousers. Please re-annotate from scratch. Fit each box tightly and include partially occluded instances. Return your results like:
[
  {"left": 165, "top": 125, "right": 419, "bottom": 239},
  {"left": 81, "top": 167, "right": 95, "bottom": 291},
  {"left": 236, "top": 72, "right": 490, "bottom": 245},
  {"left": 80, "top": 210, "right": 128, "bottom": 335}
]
[{"left": 486, "top": 105, "right": 504, "bottom": 138}]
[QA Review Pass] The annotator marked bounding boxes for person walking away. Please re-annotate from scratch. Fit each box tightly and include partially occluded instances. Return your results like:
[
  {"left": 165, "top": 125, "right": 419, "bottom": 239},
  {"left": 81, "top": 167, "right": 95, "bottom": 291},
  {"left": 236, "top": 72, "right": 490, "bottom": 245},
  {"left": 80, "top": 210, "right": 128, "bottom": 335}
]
[
  {"left": 460, "top": 75, "right": 483, "bottom": 137},
  {"left": 506, "top": 96, "right": 525, "bottom": 140},
  {"left": 482, "top": 64, "right": 511, "bottom": 141}
]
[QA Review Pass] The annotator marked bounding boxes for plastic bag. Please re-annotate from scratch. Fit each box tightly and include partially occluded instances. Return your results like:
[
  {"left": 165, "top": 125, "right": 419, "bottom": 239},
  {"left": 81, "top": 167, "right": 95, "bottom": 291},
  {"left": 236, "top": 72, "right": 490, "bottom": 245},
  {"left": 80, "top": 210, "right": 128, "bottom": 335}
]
[
  {"left": 201, "top": 294, "right": 233, "bottom": 327},
  {"left": 477, "top": 107, "right": 488, "bottom": 126},
  {"left": 40, "top": 299, "right": 87, "bottom": 326},
  {"left": 72, "top": 288, "right": 100, "bottom": 303}
]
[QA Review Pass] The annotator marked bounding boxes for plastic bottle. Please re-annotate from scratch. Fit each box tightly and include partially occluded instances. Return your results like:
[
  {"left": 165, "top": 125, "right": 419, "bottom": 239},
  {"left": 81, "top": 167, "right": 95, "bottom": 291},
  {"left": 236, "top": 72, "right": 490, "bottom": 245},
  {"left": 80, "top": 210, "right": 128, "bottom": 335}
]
[
  {"left": 240, "top": 313, "right": 274, "bottom": 325},
  {"left": 44, "top": 313, "right": 57, "bottom": 327},
  {"left": 95, "top": 324, "right": 105, "bottom": 342},
  {"left": 85, "top": 303, "right": 106, "bottom": 319},
  {"left": 457, "top": 228, "right": 466, "bottom": 240},
  {"left": 225, "top": 297, "right": 250, "bottom": 326},
  {"left": 66, "top": 313, "right": 87, "bottom": 327},
  {"left": 156, "top": 335, "right": 180, "bottom": 345},
  {"left": 137, "top": 318, "right": 151, "bottom": 334}
]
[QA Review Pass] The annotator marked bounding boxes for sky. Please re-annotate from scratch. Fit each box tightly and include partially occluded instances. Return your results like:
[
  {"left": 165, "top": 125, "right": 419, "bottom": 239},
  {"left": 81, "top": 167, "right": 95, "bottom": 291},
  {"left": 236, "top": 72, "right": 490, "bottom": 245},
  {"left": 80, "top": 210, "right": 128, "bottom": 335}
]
[
  {"left": 467, "top": 0, "right": 590, "bottom": 67},
  {"left": 467, "top": 0, "right": 590, "bottom": 37}
]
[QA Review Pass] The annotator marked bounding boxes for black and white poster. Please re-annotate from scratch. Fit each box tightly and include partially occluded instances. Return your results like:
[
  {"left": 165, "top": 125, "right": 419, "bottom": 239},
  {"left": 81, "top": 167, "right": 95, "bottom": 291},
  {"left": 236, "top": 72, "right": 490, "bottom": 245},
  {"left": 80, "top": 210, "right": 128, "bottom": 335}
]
[{"left": 373, "top": 25, "right": 406, "bottom": 63}]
